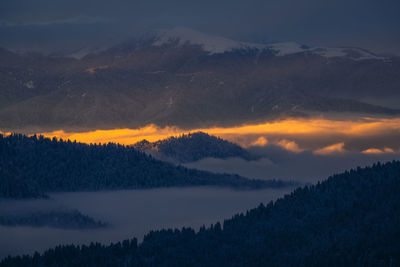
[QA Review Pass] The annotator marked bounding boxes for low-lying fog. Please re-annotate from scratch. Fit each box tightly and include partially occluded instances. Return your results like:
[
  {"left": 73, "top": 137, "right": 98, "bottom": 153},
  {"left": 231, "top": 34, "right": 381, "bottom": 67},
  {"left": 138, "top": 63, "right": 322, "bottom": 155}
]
[
  {"left": 185, "top": 150, "right": 400, "bottom": 183},
  {"left": 0, "top": 187, "right": 294, "bottom": 259}
]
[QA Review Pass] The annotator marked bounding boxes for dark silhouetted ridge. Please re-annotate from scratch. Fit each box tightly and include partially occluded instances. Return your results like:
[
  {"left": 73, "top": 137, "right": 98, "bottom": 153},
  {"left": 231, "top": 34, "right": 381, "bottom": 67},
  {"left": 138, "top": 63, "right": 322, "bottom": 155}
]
[
  {"left": 134, "top": 132, "right": 257, "bottom": 163},
  {"left": 0, "top": 134, "right": 290, "bottom": 199}
]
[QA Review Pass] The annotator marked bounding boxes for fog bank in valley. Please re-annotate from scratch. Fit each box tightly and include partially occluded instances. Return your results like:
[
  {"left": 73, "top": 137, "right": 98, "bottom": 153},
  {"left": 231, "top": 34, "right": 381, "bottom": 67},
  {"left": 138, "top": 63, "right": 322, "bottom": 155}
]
[
  {"left": 185, "top": 147, "right": 400, "bottom": 184},
  {"left": 0, "top": 187, "right": 293, "bottom": 259}
]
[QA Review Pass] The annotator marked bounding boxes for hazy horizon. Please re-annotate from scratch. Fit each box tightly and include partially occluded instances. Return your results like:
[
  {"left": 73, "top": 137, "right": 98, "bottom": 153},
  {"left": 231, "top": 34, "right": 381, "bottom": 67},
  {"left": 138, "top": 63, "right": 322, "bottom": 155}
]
[{"left": 1, "top": 0, "right": 400, "bottom": 55}]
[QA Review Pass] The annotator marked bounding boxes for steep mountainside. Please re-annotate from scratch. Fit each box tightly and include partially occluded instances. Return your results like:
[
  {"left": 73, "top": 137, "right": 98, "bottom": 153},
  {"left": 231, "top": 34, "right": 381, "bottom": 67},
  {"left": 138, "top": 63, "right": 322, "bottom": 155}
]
[
  {"left": 1, "top": 29, "right": 400, "bottom": 132},
  {"left": 133, "top": 132, "right": 257, "bottom": 163},
  {"left": 2, "top": 161, "right": 399, "bottom": 266},
  {"left": 0, "top": 134, "right": 290, "bottom": 199}
]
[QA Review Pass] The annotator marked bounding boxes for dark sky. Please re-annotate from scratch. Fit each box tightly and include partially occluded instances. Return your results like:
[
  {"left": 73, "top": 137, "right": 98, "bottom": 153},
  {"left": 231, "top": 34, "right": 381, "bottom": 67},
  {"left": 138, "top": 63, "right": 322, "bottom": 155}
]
[{"left": 1, "top": 0, "right": 400, "bottom": 54}]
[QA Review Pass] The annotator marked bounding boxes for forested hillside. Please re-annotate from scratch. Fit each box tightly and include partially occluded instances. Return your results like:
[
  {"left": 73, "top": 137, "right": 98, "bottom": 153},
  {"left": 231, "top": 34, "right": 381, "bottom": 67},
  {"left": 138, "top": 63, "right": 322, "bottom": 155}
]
[
  {"left": 134, "top": 132, "right": 257, "bottom": 163},
  {"left": 1, "top": 41, "right": 400, "bottom": 132},
  {"left": 0, "top": 134, "right": 288, "bottom": 199},
  {"left": 0, "top": 210, "right": 107, "bottom": 229},
  {"left": 2, "top": 161, "right": 399, "bottom": 266}
]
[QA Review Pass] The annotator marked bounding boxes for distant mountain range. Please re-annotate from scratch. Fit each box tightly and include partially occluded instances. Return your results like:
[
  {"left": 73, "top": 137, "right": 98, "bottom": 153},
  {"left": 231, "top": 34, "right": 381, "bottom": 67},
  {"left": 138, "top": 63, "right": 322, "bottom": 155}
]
[
  {"left": 3, "top": 161, "right": 399, "bottom": 266},
  {"left": 133, "top": 132, "right": 257, "bottom": 163},
  {"left": 1, "top": 27, "right": 400, "bottom": 132}
]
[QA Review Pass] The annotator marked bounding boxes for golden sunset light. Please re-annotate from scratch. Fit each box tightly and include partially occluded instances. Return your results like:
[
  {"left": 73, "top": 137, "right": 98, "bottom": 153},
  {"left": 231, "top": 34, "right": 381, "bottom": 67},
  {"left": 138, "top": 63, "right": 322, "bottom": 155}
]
[
  {"left": 362, "top": 147, "right": 395, "bottom": 154},
  {"left": 313, "top": 142, "right": 346, "bottom": 155},
  {"left": 18, "top": 116, "right": 399, "bottom": 154}
]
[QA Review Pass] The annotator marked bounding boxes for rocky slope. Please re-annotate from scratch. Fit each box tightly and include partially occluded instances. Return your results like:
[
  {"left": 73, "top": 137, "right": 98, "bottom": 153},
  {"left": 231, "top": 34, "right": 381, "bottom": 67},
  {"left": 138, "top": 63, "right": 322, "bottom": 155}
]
[{"left": 1, "top": 28, "right": 399, "bottom": 132}]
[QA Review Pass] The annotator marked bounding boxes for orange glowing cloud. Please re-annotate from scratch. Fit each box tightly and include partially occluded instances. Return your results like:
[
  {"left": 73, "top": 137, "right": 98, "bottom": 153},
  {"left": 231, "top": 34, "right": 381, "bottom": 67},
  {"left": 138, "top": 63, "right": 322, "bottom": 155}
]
[
  {"left": 276, "top": 139, "right": 303, "bottom": 153},
  {"left": 362, "top": 147, "right": 395, "bottom": 154},
  {"left": 3, "top": 116, "right": 398, "bottom": 153},
  {"left": 43, "top": 125, "right": 184, "bottom": 145},
  {"left": 314, "top": 143, "right": 346, "bottom": 155},
  {"left": 250, "top": 137, "right": 268, "bottom": 147},
  {"left": 195, "top": 117, "right": 400, "bottom": 137}
]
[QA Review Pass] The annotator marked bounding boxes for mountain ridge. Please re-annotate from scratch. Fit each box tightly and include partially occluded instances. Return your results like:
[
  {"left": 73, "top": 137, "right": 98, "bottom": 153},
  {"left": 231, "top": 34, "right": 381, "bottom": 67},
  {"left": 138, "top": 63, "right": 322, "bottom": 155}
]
[
  {"left": 133, "top": 132, "right": 258, "bottom": 163},
  {"left": 0, "top": 133, "right": 292, "bottom": 199},
  {"left": 0, "top": 29, "right": 400, "bottom": 132},
  {"left": 151, "top": 28, "right": 387, "bottom": 61}
]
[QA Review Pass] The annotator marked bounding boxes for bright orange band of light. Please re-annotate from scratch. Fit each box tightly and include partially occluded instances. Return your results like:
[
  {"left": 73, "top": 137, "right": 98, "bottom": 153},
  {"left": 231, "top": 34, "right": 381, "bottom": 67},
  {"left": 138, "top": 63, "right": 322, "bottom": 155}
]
[{"left": 2, "top": 117, "right": 400, "bottom": 154}]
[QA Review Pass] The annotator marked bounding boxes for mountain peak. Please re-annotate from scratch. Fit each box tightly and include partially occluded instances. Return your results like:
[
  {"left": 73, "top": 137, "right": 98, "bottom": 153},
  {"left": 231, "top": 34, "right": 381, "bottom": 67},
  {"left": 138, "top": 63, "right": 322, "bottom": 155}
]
[
  {"left": 133, "top": 132, "right": 258, "bottom": 163},
  {"left": 151, "top": 27, "right": 386, "bottom": 61},
  {"left": 153, "top": 27, "right": 265, "bottom": 54}
]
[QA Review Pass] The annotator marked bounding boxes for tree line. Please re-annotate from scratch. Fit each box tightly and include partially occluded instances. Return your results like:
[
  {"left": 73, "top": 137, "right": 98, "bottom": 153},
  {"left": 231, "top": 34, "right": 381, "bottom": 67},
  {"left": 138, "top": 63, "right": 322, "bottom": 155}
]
[
  {"left": 2, "top": 161, "right": 399, "bottom": 266},
  {"left": 0, "top": 134, "right": 290, "bottom": 199}
]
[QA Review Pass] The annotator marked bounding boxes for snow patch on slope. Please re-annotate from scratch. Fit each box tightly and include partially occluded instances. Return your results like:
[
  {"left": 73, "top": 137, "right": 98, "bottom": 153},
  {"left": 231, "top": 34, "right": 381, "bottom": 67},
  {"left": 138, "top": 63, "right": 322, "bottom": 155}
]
[
  {"left": 66, "top": 42, "right": 120, "bottom": 59},
  {"left": 312, "top": 47, "right": 346, "bottom": 58},
  {"left": 266, "top": 42, "right": 306, "bottom": 56},
  {"left": 153, "top": 27, "right": 265, "bottom": 54},
  {"left": 266, "top": 43, "right": 385, "bottom": 60},
  {"left": 311, "top": 47, "right": 385, "bottom": 61}
]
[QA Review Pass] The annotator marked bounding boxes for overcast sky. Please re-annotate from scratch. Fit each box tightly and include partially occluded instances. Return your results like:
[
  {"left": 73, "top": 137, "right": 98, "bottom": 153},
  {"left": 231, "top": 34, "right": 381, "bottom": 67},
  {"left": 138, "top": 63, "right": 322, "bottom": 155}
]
[{"left": 1, "top": 0, "right": 400, "bottom": 54}]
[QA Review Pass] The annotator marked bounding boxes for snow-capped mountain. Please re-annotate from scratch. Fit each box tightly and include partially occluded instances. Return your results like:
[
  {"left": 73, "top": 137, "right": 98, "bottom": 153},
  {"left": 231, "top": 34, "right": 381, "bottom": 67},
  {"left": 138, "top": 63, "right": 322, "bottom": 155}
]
[
  {"left": 13, "top": 26, "right": 384, "bottom": 61},
  {"left": 0, "top": 27, "right": 399, "bottom": 132},
  {"left": 151, "top": 27, "right": 385, "bottom": 61},
  {"left": 152, "top": 27, "right": 265, "bottom": 54}
]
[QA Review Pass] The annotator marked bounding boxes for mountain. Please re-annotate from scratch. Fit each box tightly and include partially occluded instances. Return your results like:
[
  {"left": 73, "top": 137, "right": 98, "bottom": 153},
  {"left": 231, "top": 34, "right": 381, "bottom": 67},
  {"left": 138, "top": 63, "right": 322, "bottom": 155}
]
[
  {"left": 1, "top": 28, "right": 400, "bottom": 132},
  {"left": 0, "top": 134, "right": 291, "bottom": 199},
  {"left": 152, "top": 27, "right": 266, "bottom": 54},
  {"left": 154, "top": 28, "right": 386, "bottom": 61},
  {"left": 133, "top": 132, "right": 257, "bottom": 163},
  {"left": 2, "top": 161, "right": 399, "bottom": 266}
]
